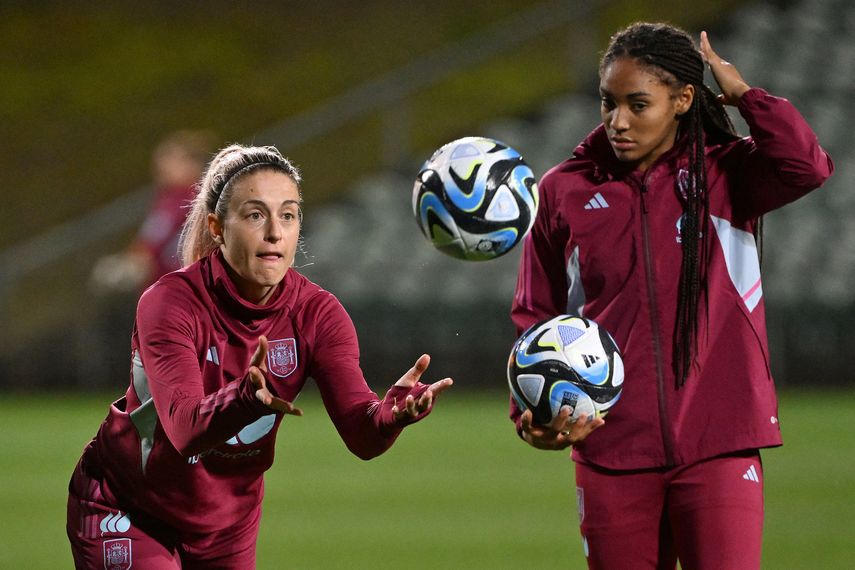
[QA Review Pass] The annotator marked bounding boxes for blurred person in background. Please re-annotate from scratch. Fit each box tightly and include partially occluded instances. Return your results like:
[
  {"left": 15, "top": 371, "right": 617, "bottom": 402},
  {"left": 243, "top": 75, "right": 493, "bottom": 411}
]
[
  {"left": 510, "top": 23, "right": 832, "bottom": 569},
  {"left": 68, "top": 144, "right": 453, "bottom": 568},
  {"left": 90, "top": 129, "right": 216, "bottom": 293}
]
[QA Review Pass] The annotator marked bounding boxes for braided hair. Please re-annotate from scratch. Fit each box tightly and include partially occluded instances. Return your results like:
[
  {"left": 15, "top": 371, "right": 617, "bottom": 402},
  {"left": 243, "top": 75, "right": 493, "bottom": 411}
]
[{"left": 600, "top": 22, "right": 740, "bottom": 386}]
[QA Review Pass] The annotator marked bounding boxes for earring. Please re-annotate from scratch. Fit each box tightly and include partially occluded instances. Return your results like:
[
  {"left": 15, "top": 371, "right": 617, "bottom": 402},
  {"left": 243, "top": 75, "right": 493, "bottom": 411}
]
[{"left": 214, "top": 235, "right": 223, "bottom": 244}]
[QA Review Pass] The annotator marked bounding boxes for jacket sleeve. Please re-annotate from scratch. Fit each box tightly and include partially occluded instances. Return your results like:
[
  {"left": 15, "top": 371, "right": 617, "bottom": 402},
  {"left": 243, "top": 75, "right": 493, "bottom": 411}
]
[
  {"left": 511, "top": 175, "right": 572, "bottom": 335},
  {"left": 509, "top": 175, "right": 571, "bottom": 430},
  {"left": 308, "top": 294, "right": 427, "bottom": 460},
  {"left": 135, "top": 281, "right": 270, "bottom": 457},
  {"left": 728, "top": 88, "right": 834, "bottom": 218}
]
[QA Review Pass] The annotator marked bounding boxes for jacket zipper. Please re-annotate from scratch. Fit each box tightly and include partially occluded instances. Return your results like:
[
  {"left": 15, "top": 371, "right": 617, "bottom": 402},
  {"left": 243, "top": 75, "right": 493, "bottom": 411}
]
[{"left": 639, "top": 181, "right": 676, "bottom": 466}]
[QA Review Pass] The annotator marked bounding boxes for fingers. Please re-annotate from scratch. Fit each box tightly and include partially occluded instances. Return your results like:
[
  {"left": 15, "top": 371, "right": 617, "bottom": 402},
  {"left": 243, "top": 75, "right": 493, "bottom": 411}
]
[
  {"left": 550, "top": 405, "right": 573, "bottom": 434},
  {"left": 699, "top": 31, "right": 727, "bottom": 71},
  {"left": 390, "top": 356, "right": 453, "bottom": 422},
  {"left": 520, "top": 406, "right": 605, "bottom": 450},
  {"left": 395, "top": 354, "right": 430, "bottom": 388},
  {"left": 391, "top": 395, "right": 415, "bottom": 420},
  {"left": 520, "top": 409, "right": 533, "bottom": 433},
  {"left": 698, "top": 30, "right": 750, "bottom": 105},
  {"left": 427, "top": 378, "right": 453, "bottom": 398},
  {"left": 392, "top": 380, "right": 453, "bottom": 421},
  {"left": 268, "top": 397, "right": 303, "bottom": 416},
  {"left": 393, "top": 354, "right": 431, "bottom": 388},
  {"left": 250, "top": 336, "right": 269, "bottom": 371},
  {"left": 249, "top": 362, "right": 302, "bottom": 415},
  {"left": 699, "top": 31, "right": 727, "bottom": 67},
  {"left": 391, "top": 394, "right": 420, "bottom": 419},
  {"left": 571, "top": 413, "right": 605, "bottom": 441},
  {"left": 699, "top": 30, "right": 715, "bottom": 64},
  {"left": 415, "top": 377, "right": 453, "bottom": 411},
  {"left": 520, "top": 409, "right": 550, "bottom": 444},
  {"left": 258, "top": 392, "right": 303, "bottom": 416},
  {"left": 248, "top": 366, "right": 265, "bottom": 391}
]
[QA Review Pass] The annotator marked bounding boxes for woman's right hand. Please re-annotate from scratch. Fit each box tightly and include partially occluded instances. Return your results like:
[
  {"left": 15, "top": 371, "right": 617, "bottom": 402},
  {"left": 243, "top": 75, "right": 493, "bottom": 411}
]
[
  {"left": 700, "top": 31, "right": 751, "bottom": 106},
  {"left": 248, "top": 336, "right": 303, "bottom": 415},
  {"left": 519, "top": 406, "right": 604, "bottom": 450}
]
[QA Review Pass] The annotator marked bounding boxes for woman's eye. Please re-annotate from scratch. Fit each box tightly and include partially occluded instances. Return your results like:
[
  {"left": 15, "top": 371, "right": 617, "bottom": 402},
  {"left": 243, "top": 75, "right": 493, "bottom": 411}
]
[
  {"left": 248, "top": 212, "right": 263, "bottom": 221},
  {"left": 601, "top": 98, "right": 615, "bottom": 110},
  {"left": 282, "top": 209, "right": 301, "bottom": 222}
]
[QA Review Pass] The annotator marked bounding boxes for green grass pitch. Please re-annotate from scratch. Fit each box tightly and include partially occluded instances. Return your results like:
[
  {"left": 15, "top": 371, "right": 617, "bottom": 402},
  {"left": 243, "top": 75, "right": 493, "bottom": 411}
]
[{"left": 0, "top": 388, "right": 852, "bottom": 568}]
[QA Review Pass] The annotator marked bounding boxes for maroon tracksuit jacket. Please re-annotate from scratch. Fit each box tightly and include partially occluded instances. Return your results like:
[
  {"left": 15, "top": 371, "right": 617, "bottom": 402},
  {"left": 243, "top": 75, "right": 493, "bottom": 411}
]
[
  {"left": 511, "top": 88, "right": 833, "bottom": 470},
  {"left": 74, "top": 250, "right": 424, "bottom": 534}
]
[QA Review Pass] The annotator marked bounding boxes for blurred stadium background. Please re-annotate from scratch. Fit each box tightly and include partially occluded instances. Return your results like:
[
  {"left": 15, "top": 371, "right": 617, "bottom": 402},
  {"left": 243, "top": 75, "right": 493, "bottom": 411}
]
[
  {"left": 2, "top": 0, "right": 854, "bottom": 390},
  {"left": 1, "top": 0, "right": 853, "bottom": 567}
]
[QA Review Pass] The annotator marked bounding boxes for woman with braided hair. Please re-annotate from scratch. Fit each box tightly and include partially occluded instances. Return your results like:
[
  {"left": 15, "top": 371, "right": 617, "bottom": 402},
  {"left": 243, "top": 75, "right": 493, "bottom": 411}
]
[
  {"left": 510, "top": 22, "right": 832, "bottom": 568},
  {"left": 67, "top": 143, "right": 453, "bottom": 568}
]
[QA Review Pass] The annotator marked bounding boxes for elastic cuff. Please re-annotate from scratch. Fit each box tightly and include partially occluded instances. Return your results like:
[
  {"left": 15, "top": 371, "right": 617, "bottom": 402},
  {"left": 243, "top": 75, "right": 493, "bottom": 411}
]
[{"left": 737, "top": 87, "right": 768, "bottom": 112}]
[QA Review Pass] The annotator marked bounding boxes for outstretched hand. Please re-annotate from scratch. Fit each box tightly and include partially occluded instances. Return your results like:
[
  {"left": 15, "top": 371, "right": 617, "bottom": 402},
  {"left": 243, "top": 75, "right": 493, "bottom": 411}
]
[
  {"left": 700, "top": 31, "right": 751, "bottom": 106},
  {"left": 248, "top": 336, "right": 303, "bottom": 416},
  {"left": 391, "top": 354, "right": 453, "bottom": 421},
  {"left": 519, "top": 406, "right": 604, "bottom": 450}
]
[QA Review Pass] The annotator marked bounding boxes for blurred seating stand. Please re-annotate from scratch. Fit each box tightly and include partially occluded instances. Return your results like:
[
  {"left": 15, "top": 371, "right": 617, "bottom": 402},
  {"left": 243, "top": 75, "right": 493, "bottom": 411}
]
[{"left": 2, "top": 0, "right": 853, "bottom": 389}]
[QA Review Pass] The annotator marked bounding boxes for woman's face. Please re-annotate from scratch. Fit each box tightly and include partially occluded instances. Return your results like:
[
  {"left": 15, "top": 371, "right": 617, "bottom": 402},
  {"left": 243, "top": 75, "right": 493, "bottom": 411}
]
[
  {"left": 208, "top": 169, "right": 301, "bottom": 305},
  {"left": 599, "top": 57, "right": 694, "bottom": 172}
]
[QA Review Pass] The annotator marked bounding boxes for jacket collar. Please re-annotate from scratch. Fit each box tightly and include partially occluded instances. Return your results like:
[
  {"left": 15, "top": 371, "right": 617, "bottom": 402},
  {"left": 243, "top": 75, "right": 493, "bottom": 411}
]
[
  {"left": 575, "top": 124, "right": 691, "bottom": 182},
  {"left": 206, "top": 249, "right": 293, "bottom": 320}
]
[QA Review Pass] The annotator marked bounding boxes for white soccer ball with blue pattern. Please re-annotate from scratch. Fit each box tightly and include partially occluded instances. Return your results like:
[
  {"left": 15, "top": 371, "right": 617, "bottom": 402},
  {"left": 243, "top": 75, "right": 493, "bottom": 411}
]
[
  {"left": 412, "top": 136, "right": 539, "bottom": 261},
  {"left": 508, "top": 315, "right": 624, "bottom": 425}
]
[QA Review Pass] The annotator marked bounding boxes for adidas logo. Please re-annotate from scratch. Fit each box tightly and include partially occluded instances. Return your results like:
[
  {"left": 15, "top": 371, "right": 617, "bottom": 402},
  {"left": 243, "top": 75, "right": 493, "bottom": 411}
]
[
  {"left": 584, "top": 192, "right": 609, "bottom": 210},
  {"left": 582, "top": 354, "right": 601, "bottom": 368},
  {"left": 743, "top": 464, "right": 760, "bottom": 483}
]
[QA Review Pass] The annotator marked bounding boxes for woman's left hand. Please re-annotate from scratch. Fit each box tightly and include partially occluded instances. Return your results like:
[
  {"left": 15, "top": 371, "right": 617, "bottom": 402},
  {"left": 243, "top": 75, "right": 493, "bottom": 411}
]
[
  {"left": 700, "top": 31, "right": 751, "bottom": 106},
  {"left": 248, "top": 336, "right": 303, "bottom": 416},
  {"left": 391, "top": 354, "right": 453, "bottom": 421}
]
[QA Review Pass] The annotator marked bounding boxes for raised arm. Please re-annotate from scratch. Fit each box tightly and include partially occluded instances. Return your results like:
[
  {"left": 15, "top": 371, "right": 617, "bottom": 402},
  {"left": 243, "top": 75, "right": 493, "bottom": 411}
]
[
  {"left": 135, "top": 282, "right": 280, "bottom": 457},
  {"left": 701, "top": 31, "right": 834, "bottom": 218},
  {"left": 309, "top": 295, "right": 452, "bottom": 460}
]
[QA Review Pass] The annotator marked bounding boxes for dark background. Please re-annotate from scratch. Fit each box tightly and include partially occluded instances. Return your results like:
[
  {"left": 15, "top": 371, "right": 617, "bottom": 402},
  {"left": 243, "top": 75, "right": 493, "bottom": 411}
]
[{"left": 1, "top": 0, "right": 852, "bottom": 392}]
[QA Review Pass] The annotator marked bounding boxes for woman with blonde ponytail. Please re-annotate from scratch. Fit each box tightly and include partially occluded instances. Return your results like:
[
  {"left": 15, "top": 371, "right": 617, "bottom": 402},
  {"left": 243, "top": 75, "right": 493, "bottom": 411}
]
[{"left": 68, "top": 143, "right": 453, "bottom": 568}]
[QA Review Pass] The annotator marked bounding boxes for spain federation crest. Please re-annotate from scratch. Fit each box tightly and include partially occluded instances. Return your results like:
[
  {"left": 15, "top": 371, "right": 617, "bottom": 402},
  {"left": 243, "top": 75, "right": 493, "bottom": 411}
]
[
  {"left": 267, "top": 338, "right": 298, "bottom": 378},
  {"left": 103, "top": 538, "right": 132, "bottom": 570}
]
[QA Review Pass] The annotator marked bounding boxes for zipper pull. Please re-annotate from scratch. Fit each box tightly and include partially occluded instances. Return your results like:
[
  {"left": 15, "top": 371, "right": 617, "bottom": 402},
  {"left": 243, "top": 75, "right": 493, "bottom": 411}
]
[{"left": 640, "top": 183, "right": 649, "bottom": 214}]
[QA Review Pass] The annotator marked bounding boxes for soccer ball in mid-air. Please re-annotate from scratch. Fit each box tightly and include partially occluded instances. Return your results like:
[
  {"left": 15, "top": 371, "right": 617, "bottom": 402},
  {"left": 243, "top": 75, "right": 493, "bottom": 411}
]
[
  {"left": 412, "top": 136, "right": 539, "bottom": 261},
  {"left": 508, "top": 315, "right": 624, "bottom": 426}
]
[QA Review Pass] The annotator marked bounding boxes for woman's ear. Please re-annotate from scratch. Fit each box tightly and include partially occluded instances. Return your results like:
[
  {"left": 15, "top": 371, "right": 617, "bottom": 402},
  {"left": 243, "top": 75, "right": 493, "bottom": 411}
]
[
  {"left": 675, "top": 83, "right": 695, "bottom": 117},
  {"left": 207, "top": 213, "right": 223, "bottom": 244}
]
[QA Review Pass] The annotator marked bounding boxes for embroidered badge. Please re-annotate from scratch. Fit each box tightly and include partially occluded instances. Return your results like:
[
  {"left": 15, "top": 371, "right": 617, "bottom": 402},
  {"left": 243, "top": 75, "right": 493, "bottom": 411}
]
[
  {"left": 103, "top": 538, "right": 132, "bottom": 570},
  {"left": 267, "top": 338, "right": 298, "bottom": 378}
]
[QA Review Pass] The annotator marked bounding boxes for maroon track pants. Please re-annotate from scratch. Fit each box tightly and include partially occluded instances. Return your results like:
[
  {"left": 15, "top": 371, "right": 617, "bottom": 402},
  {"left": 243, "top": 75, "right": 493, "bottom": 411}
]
[
  {"left": 67, "top": 461, "right": 260, "bottom": 569},
  {"left": 574, "top": 450, "right": 764, "bottom": 570}
]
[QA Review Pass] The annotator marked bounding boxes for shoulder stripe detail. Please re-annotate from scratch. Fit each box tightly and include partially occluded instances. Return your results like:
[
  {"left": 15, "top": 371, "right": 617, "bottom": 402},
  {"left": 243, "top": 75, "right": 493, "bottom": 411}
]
[{"left": 710, "top": 215, "right": 763, "bottom": 312}]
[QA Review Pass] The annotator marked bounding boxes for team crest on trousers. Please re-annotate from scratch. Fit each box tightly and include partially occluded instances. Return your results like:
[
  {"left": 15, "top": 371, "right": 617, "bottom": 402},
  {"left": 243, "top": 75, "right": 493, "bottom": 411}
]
[
  {"left": 267, "top": 338, "right": 298, "bottom": 378},
  {"left": 103, "top": 538, "right": 132, "bottom": 570}
]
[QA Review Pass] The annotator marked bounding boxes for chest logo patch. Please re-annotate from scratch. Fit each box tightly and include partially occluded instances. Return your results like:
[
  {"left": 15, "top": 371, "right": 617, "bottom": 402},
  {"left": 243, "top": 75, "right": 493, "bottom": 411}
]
[
  {"left": 103, "top": 538, "right": 132, "bottom": 570},
  {"left": 267, "top": 338, "right": 298, "bottom": 378}
]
